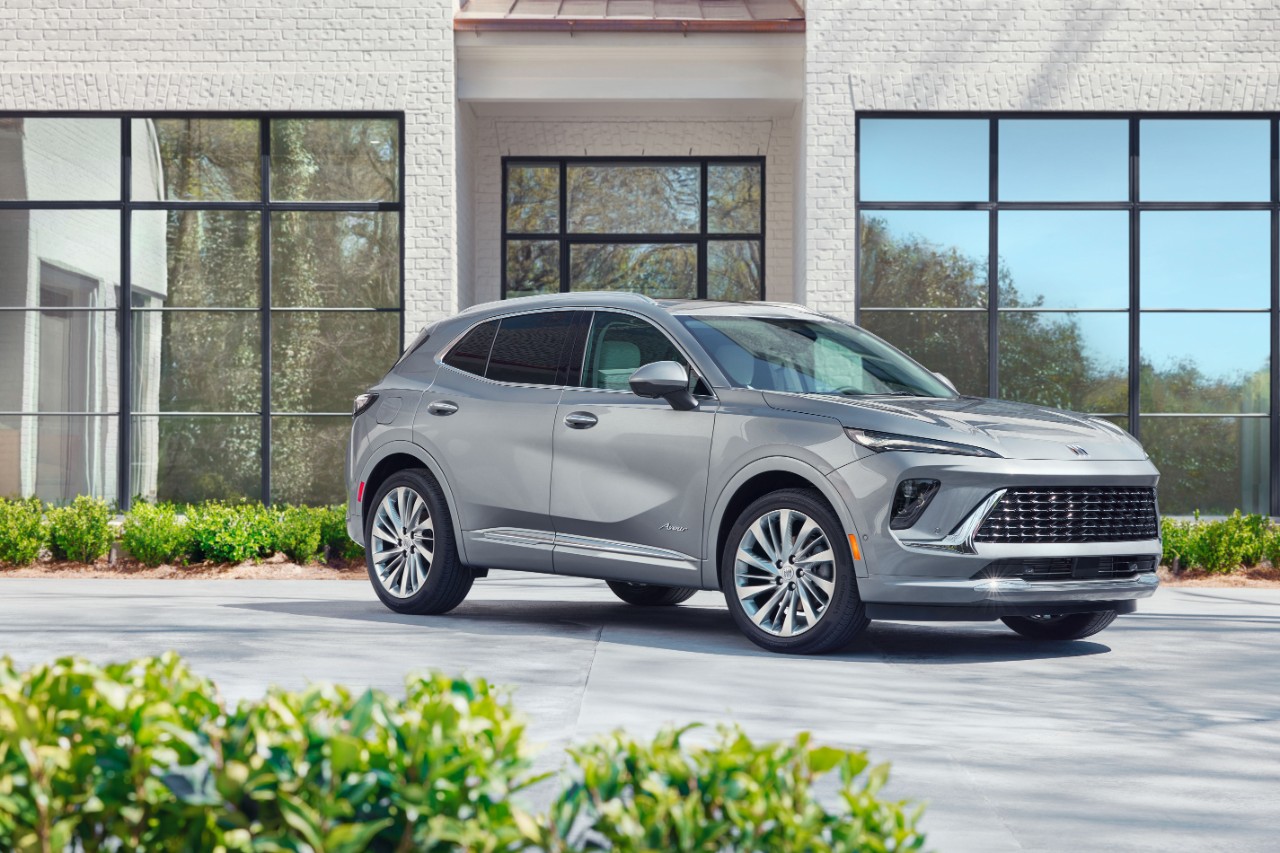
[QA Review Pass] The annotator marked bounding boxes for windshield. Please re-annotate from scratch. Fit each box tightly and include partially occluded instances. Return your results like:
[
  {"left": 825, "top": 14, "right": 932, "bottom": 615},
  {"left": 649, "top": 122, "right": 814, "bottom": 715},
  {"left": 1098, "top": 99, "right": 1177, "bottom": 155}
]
[{"left": 678, "top": 315, "right": 956, "bottom": 398}]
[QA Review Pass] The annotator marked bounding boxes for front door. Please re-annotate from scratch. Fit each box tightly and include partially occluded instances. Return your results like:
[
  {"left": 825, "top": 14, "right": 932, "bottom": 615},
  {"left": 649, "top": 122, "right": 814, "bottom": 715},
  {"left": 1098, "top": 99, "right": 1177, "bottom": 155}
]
[{"left": 550, "top": 310, "right": 717, "bottom": 586}]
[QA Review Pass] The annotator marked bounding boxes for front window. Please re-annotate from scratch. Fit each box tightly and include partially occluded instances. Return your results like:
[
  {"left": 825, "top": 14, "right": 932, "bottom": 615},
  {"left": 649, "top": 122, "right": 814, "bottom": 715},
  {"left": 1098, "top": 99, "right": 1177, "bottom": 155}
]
[{"left": 679, "top": 315, "right": 955, "bottom": 398}]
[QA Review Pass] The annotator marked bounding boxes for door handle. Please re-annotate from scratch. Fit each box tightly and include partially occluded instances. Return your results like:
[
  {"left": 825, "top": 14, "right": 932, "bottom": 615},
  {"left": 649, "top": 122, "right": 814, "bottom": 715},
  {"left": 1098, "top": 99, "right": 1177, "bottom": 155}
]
[
  {"left": 564, "top": 411, "right": 598, "bottom": 429},
  {"left": 426, "top": 400, "right": 459, "bottom": 416}
]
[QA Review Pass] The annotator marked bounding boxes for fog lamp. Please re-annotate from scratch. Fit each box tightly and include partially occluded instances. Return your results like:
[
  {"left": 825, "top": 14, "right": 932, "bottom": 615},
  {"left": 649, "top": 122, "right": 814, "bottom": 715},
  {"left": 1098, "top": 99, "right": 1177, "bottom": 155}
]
[{"left": 890, "top": 479, "right": 941, "bottom": 530}]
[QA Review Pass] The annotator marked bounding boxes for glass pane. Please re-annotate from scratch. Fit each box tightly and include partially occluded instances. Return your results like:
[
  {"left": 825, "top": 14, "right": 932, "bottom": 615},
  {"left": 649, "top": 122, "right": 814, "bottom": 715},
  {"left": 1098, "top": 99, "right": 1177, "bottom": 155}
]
[
  {"left": 998, "top": 120, "right": 1128, "bottom": 202},
  {"left": 271, "top": 118, "right": 399, "bottom": 202},
  {"left": 570, "top": 243, "right": 696, "bottom": 298},
  {"left": 271, "top": 416, "right": 348, "bottom": 505},
  {"left": 272, "top": 212, "right": 398, "bottom": 308},
  {"left": 707, "top": 241, "right": 761, "bottom": 301},
  {"left": 858, "top": 310, "right": 988, "bottom": 396},
  {"left": 708, "top": 164, "right": 762, "bottom": 233},
  {"left": 486, "top": 311, "right": 577, "bottom": 386},
  {"left": 0, "top": 415, "right": 117, "bottom": 503},
  {"left": 0, "top": 118, "right": 120, "bottom": 201},
  {"left": 999, "top": 211, "right": 1128, "bottom": 309},
  {"left": 132, "top": 210, "right": 259, "bottom": 308},
  {"left": 859, "top": 119, "right": 988, "bottom": 202},
  {"left": 506, "top": 165, "right": 559, "bottom": 233},
  {"left": 272, "top": 311, "right": 400, "bottom": 413},
  {"left": 506, "top": 240, "right": 560, "bottom": 298},
  {"left": 442, "top": 320, "right": 498, "bottom": 377},
  {"left": 1140, "top": 211, "right": 1270, "bottom": 309},
  {"left": 0, "top": 209, "right": 120, "bottom": 307},
  {"left": 1141, "top": 119, "right": 1269, "bottom": 202},
  {"left": 131, "top": 415, "right": 260, "bottom": 504},
  {"left": 134, "top": 118, "right": 259, "bottom": 202},
  {"left": 567, "top": 164, "right": 699, "bottom": 234},
  {"left": 135, "top": 311, "right": 261, "bottom": 413},
  {"left": 1141, "top": 416, "right": 1269, "bottom": 515},
  {"left": 583, "top": 313, "right": 689, "bottom": 391},
  {"left": 859, "top": 212, "right": 988, "bottom": 308},
  {"left": 998, "top": 312, "right": 1128, "bottom": 412},
  {"left": 1140, "top": 313, "right": 1270, "bottom": 413}
]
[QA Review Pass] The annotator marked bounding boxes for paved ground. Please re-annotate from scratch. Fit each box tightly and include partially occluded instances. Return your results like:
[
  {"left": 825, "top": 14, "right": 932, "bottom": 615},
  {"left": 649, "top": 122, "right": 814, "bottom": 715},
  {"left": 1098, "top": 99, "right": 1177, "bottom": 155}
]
[{"left": 1, "top": 574, "right": 1277, "bottom": 852}]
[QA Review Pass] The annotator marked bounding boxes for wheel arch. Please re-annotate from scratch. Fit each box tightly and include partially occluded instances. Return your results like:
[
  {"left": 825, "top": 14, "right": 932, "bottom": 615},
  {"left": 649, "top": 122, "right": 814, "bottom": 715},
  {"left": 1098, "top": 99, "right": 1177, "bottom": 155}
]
[
  {"left": 357, "top": 441, "right": 471, "bottom": 566},
  {"left": 704, "top": 457, "right": 863, "bottom": 590}
]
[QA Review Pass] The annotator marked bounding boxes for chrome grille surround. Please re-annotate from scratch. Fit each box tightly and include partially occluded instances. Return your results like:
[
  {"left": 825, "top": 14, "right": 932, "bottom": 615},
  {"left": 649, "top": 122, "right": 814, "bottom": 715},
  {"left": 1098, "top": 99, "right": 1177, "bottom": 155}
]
[{"left": 974, "top": 487, "right": 1159, "bottom": 544}]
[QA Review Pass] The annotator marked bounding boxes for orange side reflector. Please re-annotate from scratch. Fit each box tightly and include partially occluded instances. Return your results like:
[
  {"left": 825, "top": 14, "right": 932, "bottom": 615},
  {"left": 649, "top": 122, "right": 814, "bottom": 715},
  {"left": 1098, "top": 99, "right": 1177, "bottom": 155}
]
[{"left": 847, "top": 533, "right": 862, "bottom": 562}]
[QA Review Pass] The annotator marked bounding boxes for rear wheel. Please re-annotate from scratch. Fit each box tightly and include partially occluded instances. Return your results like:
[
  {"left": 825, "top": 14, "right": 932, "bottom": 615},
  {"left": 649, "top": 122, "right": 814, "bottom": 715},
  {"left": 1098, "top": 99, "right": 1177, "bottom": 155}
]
[
  {"left": 1001, "top": 610, "right": 1117, "bottom": 641},
  {"left": 365, "top": 469, "right": 472, "bottom": 615},
  {"left": 606, "top": 581, "right": 697, "bottom": 607},
  {"left": 721, "top": 488, "right": 868, "bottom": 655}
]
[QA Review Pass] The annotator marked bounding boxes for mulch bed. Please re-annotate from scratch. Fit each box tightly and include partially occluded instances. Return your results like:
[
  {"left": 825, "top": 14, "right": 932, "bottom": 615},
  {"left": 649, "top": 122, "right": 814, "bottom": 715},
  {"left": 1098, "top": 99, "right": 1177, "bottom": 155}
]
[
  {"left": 1157, "top": 565, "right": 1280, "bottom": 588},
  {"left": 0, "top": 552, "right": 366, "bottom": 580}
]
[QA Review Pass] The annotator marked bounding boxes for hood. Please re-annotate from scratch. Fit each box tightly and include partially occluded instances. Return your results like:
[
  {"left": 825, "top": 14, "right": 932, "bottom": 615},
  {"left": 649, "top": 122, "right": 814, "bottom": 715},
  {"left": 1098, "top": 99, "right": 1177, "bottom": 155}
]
[{"left": 763, "top": 393, "right": 1147, "bottom": 461}]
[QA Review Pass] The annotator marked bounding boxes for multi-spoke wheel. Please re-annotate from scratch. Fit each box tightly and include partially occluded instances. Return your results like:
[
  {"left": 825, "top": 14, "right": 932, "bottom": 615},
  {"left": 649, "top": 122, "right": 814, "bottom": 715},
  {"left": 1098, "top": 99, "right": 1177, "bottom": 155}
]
[
  {"left": 1002, "top": 610, "right": 1117, "bottom": 641},
  {"left": 721, "top": 488, "right": 868, "bottom": 654},
  {"left": 364, "top": 469, "right": 472, "bottom": 615}
]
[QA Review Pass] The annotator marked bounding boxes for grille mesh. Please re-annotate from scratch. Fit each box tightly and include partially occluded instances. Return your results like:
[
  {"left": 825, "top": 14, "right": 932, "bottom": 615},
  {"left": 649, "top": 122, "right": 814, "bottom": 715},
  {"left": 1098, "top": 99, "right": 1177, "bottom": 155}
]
[{"left": 974, "top": 487, "right": 1159, "bottom": 544}]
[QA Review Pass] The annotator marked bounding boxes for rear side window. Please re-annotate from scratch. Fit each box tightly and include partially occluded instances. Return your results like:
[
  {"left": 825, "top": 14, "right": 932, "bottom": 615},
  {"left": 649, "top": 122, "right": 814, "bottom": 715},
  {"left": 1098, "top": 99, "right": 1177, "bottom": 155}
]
[
  {"left": 485, "top": 311, "right": 577, "bottom": 385},
  {"left": 442, "top": 320, "right": 498, "bottom": 376}
]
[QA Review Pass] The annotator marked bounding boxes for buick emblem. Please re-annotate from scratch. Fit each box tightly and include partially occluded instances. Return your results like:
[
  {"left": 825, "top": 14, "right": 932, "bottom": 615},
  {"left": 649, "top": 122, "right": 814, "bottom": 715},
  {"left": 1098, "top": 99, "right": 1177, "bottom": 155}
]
[{"left": 1067, "top": 445, "right": 1089, "bottom": 457}]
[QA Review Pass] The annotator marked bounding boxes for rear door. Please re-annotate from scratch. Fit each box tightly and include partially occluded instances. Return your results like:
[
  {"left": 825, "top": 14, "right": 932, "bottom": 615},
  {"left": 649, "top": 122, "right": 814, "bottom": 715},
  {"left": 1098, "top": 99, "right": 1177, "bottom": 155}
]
[
  {"left": 418, "top": 309, "right": 578, "bottom": 572},
  {"left": 549, "top": 310, "right": 717, "bottom": 586}
]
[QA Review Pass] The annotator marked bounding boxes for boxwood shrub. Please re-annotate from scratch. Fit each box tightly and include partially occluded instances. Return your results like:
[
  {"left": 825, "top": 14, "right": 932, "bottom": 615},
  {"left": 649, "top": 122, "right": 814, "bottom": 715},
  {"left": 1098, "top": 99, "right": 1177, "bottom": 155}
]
[
  {"left": 1161, "top": 512, "right": 1280, "bottom": 574},
  {"left": 46, "top": 495, "right": 114, "bottom": 563},
  {"left": 0, "top": 497, "right": 45, "bottom": 566},
  {"left": 0, "top": 655, "right": 927, "bottom": 852},
  {"left": 120, "top": 501, "right": 190, "bottom": 567}
]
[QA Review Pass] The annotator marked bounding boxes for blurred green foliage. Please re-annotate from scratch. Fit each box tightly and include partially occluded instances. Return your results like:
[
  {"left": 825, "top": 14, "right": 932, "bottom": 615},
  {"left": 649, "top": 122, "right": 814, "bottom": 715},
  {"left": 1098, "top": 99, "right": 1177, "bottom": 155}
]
[{"left": 0, "top": 655, "right": 926, "bottom": 853}]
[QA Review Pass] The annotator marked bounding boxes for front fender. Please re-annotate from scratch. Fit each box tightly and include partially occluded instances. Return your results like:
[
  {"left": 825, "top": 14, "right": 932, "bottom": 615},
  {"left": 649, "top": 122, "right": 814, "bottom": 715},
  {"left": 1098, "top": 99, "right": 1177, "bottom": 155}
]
[{"left": 702, "top": 456, "right": 867, "bottom": 589}]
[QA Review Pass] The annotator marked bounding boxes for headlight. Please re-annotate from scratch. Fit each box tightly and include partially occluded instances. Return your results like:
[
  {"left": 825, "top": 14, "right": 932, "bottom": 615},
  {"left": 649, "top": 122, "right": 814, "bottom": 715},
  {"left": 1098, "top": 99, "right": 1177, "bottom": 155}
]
[
  {"left": 352, "top": 393, "right": 379, "bottom": 418},
  {"left": 846, "top": 428, "right": 1001, "bottom": 458},
  {"left": 890, "top": 479, "right": 940, "bottom": 529}
]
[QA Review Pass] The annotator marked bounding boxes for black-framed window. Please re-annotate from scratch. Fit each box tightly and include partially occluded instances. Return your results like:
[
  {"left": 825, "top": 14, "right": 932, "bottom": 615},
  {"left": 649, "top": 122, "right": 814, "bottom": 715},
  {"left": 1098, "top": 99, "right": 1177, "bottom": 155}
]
[
  {"left": 856, "top": 114, "right": 1279, "bottom": 517},
  {"left": 0, "top": 113, "right": 405, "bottom": 507},
  {"left": 502, "top": 157, "right": 765, "bottom": 301}
]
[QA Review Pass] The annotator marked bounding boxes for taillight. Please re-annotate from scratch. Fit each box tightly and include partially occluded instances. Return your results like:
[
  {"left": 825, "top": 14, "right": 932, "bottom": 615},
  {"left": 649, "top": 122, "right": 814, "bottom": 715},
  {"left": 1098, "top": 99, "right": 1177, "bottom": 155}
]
[{"left": 352, "top": 393, "right": 379, "bottom": 418}]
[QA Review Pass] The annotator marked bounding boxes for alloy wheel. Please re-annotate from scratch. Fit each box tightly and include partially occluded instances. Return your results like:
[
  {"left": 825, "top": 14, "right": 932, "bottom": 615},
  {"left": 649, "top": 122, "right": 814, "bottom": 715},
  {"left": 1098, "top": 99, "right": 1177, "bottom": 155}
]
[
  {"left": 733, "top": 508, "right": 836, "bottom": 637},
  {"left": 370, "top": 486, "right": 435, "bottom": 598}
]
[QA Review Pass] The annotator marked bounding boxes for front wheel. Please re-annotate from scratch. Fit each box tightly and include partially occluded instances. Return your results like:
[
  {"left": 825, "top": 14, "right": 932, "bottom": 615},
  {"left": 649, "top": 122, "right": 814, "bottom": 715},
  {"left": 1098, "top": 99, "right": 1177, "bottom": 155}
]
[
  {"left": 606, "top": 581, "right": 697, "bottom": 607},
  {"left": 365, "top": 469, "right": 473, "bottom": 615},
  {"left": 721, "top": 488, "right": 868, "bottom": 655},
  {"left": 1002, "top": 610, "right": 1117, "bottom": 641}
]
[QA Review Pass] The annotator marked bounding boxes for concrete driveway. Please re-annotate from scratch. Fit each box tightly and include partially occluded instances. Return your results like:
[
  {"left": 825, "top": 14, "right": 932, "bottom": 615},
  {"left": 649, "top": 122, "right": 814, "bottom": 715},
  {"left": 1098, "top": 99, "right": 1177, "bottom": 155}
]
[{"left": 0, "top": 574, "right": 1276, "bottom": 852}]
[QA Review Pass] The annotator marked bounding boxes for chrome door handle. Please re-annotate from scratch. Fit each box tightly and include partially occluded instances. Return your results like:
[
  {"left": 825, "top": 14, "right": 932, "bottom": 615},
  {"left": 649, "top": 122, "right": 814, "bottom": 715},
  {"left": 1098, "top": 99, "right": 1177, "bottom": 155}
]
[
  {"left": 564, "top": 411, "right": 598, "bottom": 429},
  {"left": 427, "top": 400, "right": 459, "bottom": 416}
]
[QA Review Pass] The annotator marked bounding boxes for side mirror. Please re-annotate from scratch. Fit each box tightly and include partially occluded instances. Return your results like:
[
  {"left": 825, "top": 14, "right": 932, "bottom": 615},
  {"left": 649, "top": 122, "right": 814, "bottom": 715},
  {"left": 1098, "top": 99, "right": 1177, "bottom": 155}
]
[
  {"left": 933, "top": 372, "right": 958, "bottom": 394},
  {"left": 629, "top": 361, "right": 698, "bottom": 411}
]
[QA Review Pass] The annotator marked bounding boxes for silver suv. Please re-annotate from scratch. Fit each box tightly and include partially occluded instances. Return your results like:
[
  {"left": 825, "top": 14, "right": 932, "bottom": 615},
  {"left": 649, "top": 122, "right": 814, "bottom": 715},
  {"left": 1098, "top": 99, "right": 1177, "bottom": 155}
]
[{"left": 347, "top": 293, "right": 1161, "bottom": 654}]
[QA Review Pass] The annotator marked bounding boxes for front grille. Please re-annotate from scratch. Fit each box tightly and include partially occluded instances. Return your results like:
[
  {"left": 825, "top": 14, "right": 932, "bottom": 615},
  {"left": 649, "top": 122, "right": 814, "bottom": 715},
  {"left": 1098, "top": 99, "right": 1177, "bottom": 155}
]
[
  {"left": 975, "top": 555, "right": 1159, "bottom": 582},
  {"left": 974, "top": 487, "right": 1159, "bottom": 543}
]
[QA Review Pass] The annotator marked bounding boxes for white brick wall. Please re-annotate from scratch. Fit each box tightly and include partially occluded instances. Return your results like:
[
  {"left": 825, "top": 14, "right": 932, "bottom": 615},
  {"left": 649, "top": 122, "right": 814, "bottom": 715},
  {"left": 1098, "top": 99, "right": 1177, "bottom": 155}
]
[
  {"left": 464, "top": 113, "right": 796, "bottom": 306},
  {"left": 0, "top": 0, "right": 458, "bottom": 342},
  {"left": 803, "top": 0, "right": 1280, "bottom": 318}
]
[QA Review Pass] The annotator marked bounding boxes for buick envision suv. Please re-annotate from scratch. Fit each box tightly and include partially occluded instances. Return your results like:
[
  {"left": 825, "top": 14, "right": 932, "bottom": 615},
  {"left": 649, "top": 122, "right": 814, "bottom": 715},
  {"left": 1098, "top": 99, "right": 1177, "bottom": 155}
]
[{"left": 347, "top": 293, "right": 1160, "bottom": 654}]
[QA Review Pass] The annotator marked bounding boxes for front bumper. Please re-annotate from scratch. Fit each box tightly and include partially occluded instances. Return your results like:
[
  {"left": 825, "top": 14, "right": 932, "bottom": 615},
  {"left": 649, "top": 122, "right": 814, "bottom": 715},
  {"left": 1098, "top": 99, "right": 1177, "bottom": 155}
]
[{"left": 828, "top": 453, "right": 1162, "bottom": 614}]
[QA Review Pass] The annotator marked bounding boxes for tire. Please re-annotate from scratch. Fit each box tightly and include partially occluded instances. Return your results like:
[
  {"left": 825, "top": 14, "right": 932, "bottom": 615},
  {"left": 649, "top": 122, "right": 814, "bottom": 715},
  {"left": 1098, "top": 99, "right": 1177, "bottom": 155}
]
[
  {"left": 607, "top": 580, "right": 698, "bottom": 607},
  {"left": 720, "top": 488, "right": 868, "bottom": 655},
  {"left": 1001, "top": 610, "right": 1117, "bottom": 641},
  {"left": 364, "top": 469, "right": 473, "bottom": 615}
]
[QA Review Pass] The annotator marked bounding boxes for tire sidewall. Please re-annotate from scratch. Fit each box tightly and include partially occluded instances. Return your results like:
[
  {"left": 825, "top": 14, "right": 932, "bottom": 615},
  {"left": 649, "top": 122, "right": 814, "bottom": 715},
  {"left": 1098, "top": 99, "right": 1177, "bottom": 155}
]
[
  {"left": 364, "top": 470, "right": 460, "bottom": 612},
  {"left": 720, "top": 489, "right": 863, "bottom": 654}
]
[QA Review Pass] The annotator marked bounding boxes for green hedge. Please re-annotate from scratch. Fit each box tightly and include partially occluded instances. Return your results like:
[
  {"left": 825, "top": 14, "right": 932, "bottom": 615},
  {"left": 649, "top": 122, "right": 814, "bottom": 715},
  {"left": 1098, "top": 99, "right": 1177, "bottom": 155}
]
[
  {"left": 0, "top": 498, "right": 362, "bottom": 568},
  {"left": 0, "top": 655, "right": 926, "bottom": 852},
  {"left": 1161, "top": 512, "right": 1280, "bottom": 574}
]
